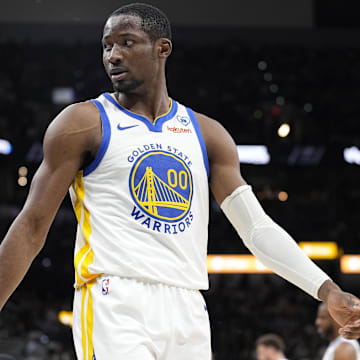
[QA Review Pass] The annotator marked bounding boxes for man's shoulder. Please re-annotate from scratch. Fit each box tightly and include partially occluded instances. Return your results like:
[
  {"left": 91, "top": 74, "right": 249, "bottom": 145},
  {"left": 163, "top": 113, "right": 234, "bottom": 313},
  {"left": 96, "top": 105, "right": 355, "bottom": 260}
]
[
  {"left": 50, "top": 100, "right": 99, "bottom": 130},
  {"left": 334, "top": 340, "right": 358, "bottom": 359},
  {"left": 44, "top": 99, "right": 101, "bottom": 152},
  {"left": 184, "top": 109, "right": 220, "bottom": 133},
  {"left": 188, "top": 110, "right": 229, "bottom": 141}
]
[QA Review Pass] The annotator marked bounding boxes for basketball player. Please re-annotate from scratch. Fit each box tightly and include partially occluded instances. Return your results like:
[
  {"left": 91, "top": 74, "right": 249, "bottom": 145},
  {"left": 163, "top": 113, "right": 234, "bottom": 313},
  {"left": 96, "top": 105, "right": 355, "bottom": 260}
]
[
  {"left": 316, "top": 303, "right": 360, "bottom": 360},
  {"left": 1, "top": 3, "right": 360, "bottom": 359},
  {"left": 255, "top": 334, "right": 288, "bottom": 360}
]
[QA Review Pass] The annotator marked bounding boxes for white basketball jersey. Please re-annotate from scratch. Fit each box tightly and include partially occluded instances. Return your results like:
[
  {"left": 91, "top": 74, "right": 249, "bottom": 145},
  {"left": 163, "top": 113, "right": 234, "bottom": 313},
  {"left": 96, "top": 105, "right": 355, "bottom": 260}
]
[
  {"left": 69, "top": 93, "right": 209, "bottom": 290},
  {"left": 322, "top": 336, "right": 360, "bottom": 360}
]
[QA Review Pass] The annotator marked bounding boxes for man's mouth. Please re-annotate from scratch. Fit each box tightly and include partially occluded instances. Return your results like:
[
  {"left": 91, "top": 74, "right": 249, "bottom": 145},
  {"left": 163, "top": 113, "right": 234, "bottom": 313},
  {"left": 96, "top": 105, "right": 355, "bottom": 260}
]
[
  {"left": 111, "top": 72, "right": 127, "bottom": 81},
  {"left": 110, "top": 68, "right": 127, "bottom": 81}
]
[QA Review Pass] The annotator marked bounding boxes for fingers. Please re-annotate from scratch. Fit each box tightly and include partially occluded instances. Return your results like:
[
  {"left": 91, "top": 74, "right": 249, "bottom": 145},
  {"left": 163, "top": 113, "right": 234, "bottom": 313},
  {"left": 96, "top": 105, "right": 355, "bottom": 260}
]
[
  {"left": 345, "top": 319, "right": 360, "bottom": 328},
  {"left": 339, "top": 331, "right": 360, "bottom": 340},
  {"left": 340, "top": 321, "right": 360, "bottom": 340},
  {"left": 339, "top": 329, "right": 360, "bottom": 340}
]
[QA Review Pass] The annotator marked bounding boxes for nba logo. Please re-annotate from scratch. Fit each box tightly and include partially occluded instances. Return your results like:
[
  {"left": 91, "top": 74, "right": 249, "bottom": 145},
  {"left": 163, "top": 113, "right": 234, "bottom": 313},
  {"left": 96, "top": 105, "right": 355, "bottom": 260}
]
[{"left": 102, "top": 278, "right": 110, "bottom": 295}]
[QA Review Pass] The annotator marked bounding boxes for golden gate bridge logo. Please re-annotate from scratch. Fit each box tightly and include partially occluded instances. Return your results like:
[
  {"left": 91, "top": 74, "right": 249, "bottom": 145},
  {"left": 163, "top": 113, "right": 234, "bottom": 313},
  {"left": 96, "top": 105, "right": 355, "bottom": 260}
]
[{"left": 129, "top": 151, "right": 193, "bottom": 221}]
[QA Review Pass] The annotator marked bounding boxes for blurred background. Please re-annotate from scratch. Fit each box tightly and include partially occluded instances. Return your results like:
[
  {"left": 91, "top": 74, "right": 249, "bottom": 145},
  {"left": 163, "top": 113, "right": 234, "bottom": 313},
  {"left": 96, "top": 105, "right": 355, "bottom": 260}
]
[{"left": 1, "top": 0, "right": 360, "bottom": 358}]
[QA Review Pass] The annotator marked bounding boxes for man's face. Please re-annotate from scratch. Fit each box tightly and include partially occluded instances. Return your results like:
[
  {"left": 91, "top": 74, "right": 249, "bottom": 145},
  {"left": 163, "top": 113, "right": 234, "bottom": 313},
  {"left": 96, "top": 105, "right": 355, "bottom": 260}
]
[
  {"left": 315, "top": 304, "right": 333, "bottom": 340},
  {"left": 256, "top": 344, "right": 278, "bottom": 360},
  {"left": 102, "top": 14, "right": 157, "bottom": 94}
]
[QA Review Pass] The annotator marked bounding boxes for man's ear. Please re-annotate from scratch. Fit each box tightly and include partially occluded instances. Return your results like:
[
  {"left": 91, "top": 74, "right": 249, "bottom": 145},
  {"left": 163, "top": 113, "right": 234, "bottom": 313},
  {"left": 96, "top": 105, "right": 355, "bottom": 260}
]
[{"left": 157, "top": 38, "right": 172, "bottom": 58}]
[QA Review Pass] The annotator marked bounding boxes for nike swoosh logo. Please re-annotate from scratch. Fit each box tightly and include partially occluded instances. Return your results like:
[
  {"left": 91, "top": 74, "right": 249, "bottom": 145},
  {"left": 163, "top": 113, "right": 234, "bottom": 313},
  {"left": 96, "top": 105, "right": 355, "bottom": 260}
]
[{"left": 117, "top": 124, "right": 139, "bottom": 131}]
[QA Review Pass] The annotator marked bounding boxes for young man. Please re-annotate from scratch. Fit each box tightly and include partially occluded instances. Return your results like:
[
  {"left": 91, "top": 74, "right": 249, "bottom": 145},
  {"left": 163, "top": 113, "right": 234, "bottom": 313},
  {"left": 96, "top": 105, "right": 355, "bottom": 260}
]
[
  {"left": 255, "top": 334, "right": 288, "bottom": 360},
  {"left": 1, "top": 3, "right": 360, "bottom": 359},
  {"left": 316, "top": 303, "right": 360, "bottom": 360}
]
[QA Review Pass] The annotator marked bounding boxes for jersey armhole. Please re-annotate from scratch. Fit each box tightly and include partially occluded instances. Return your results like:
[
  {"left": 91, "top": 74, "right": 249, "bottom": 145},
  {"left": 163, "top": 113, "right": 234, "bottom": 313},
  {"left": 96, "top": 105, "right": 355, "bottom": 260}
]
[
  {"left": 186, "top": 107, "right": 210, "bottom": 179},
  {"left": 83, "top": 99, "right": 111, "bottom": 176}
]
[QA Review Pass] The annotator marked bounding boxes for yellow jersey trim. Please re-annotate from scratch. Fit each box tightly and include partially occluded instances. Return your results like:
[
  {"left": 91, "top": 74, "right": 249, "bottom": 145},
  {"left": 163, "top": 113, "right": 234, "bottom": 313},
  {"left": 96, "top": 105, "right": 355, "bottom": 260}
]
[
  {"left": 73, "top": 171, "right": 101, "bottom": 288},
  {"left": 81, "top": 281, "right": 95, "bottom": 360}
]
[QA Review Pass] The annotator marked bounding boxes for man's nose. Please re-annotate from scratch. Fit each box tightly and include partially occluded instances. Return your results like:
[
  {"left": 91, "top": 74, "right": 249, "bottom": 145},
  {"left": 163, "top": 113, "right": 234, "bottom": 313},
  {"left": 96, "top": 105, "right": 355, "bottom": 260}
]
[{"left": 109, "top": 44, "right": 123, "bottom": 63}]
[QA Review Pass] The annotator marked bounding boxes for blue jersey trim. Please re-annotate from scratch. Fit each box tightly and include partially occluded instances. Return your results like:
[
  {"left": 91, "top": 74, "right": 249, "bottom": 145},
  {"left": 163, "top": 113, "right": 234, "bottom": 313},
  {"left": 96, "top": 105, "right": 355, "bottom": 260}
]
[
  {"left": 186, "top": 108, "right": 210, "bottom": 179},
  {"left": 83, "top": 100, "right": 111, "bottom": 176},
  {"left": 103, "top": 92, "right": 178, "bottom": 133}
]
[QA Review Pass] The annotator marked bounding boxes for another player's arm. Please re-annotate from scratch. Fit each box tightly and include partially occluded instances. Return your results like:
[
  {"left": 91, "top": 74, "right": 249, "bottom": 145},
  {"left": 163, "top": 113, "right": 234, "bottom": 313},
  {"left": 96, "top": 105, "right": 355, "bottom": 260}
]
[
  {"left": 0, "top": 102, "right": 101, "bottom": 311},
  {"left": 195, "top": 112, "right": 360, "bottom": 338},
  {"left": 333, "top": 343, "right": 357, "bottom": 360}
]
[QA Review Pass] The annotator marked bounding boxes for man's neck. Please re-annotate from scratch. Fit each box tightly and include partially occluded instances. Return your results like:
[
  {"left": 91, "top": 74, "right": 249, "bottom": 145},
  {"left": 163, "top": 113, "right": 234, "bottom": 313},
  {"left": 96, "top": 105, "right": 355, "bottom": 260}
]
[{"left": 115, "top": 85, "right": 170, "bottom": 123}]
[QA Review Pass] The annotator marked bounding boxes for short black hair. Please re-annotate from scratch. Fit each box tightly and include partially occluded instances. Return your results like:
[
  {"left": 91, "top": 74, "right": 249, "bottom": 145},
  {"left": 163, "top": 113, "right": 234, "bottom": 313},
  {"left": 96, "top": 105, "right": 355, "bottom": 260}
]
[
  {"left": 108, "top": 3, "right": 172, "bottom": 41},
  {"left": 255, "top": 334, "right": 286, "bottom": 353}
]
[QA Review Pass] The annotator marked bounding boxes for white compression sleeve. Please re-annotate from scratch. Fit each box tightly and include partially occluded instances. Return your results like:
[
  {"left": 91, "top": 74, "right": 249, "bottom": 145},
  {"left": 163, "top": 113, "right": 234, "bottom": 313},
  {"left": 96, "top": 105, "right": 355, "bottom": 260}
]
[{"left": 220, "top": 185, "right": 330, "bottom": 299}]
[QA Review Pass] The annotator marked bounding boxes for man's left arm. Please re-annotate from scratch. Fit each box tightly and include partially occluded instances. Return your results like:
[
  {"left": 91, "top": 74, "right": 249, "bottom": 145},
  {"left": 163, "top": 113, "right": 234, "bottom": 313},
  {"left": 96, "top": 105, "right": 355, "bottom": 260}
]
[{"left": 195, "top": 111, "right": 360, "bottom": 339}]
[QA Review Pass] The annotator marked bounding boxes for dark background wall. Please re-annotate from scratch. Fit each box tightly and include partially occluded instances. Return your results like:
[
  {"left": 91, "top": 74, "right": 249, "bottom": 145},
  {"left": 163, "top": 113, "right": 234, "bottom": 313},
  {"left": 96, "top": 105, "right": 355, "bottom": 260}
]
[{"left": 0, "top": 0, "right": 313, "bottom": 26}]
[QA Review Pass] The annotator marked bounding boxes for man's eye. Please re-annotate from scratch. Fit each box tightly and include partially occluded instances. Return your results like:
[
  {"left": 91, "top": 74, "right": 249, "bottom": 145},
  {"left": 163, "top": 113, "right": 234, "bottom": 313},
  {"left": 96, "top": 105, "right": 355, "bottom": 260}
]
[
  {"left": 124, "top": 40, "right": 134, "bottom": 47},
  {"left": 103, "top": 44, "right": 112, "bottom": 51}
]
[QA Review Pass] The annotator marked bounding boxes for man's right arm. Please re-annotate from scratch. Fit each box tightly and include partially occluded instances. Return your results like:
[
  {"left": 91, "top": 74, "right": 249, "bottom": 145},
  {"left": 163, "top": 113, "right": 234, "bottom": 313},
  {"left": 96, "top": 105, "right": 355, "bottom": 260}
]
[{"left": 0, "top": 101, "right": 101, "bottom": 310}]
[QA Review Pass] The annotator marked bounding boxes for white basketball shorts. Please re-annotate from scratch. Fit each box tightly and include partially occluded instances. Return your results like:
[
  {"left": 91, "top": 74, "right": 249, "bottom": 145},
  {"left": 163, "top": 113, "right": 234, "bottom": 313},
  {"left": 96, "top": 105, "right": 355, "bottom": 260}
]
[{"left": 72, "top": 275, "right": 211, "bottom": 359}]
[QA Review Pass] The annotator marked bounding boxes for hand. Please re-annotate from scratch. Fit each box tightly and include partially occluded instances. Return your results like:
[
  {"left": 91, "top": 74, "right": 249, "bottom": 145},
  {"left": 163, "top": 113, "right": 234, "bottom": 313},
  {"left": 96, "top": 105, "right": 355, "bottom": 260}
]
[{"left": 319, "top": 280, "right": 360, "bottom": 339}]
